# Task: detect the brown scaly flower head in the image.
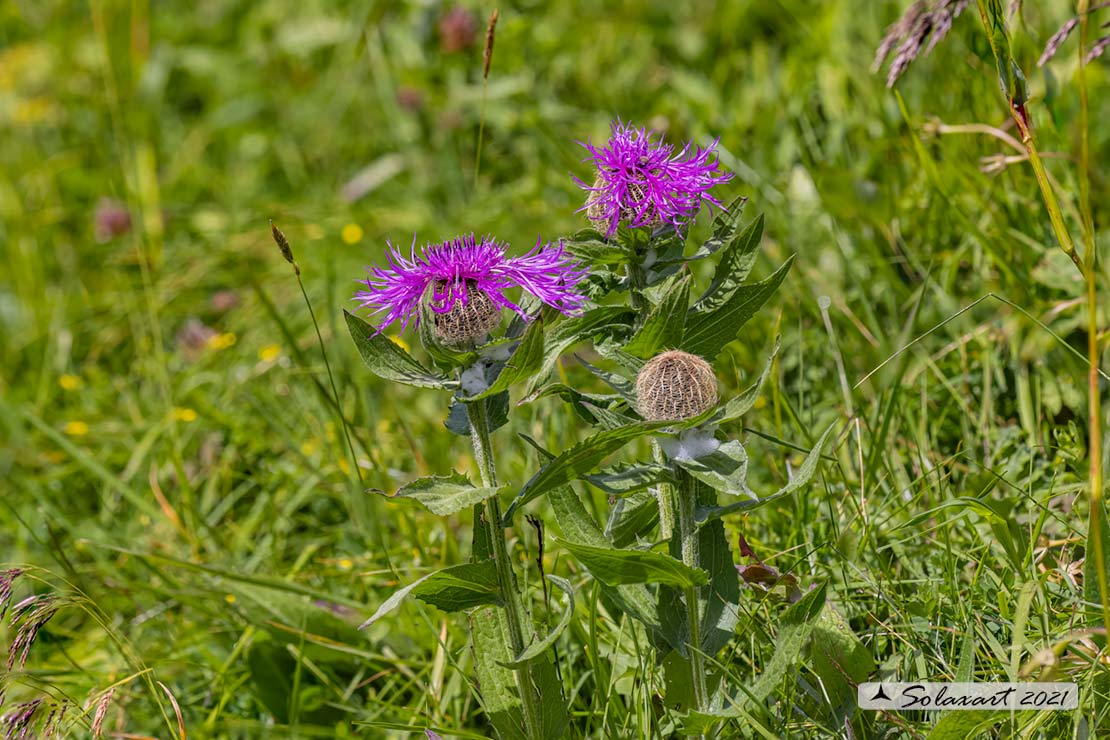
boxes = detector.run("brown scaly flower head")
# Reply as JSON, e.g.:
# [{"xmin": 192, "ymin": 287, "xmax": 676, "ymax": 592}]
[{"xmin": 635, "ymin": 350, "xmax": 719, "ymax": 422}]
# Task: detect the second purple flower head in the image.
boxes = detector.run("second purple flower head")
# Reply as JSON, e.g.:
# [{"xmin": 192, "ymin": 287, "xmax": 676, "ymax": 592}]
[
  {"xmin": 577, "ymin": 120, "xmax": 732, "ymax": 238},
  {"xmin": 355, "ymin": 234, "xmax": 587, "ymax": 345}
]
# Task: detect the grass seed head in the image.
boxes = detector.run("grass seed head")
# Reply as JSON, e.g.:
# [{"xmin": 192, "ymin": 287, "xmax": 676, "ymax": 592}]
[{"xmin": 636, "ymin": 350, "xmax": 719, "ymax": 421}]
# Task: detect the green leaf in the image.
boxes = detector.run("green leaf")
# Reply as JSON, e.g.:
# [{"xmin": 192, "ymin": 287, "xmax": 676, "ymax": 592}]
[
  {"xmin": 1085, "ymin": 500, "xmax": 1110, "ymax": 628},
  {"xmin": 499, "ymin": 575, "xmax": 576, "ymax": 668},
  {"xmin": 751, "ymin": 582, "xmax": 827, "ymax": 698},
  {"xmin": 461, "ymin": 318, "xmax": 546, "ymax": 401},
  {"xmin": 380, "ymin": 471, "xmax": 506, "ymax": 516},
  {"xmin": 696, "ymin": 422, "xmax": 836, "ymax": 522},
  {"xmin": 559, "ymin": 539, "xmax": 708, "ymax": 588},
  {"xmin": 926, "ymin": 711, "xmax": 1005, "ymax": 740},
  {"xmin": 682, "ymin": 195, "xmax": 749, "ymax": 262},
  {"xmin": 608, "ymin": 492, "xmax": 661, "ymax": 547},
  {"xmin": 412, "ymin": 561, "xmax": 503, "ymax": 612},
  {"xmin": 359, "ymin": 562, "xmax": 502, "ymax": 629},
  {"xmin": 623, "ymin": 273, "xmax": 691, "ymax": 358},
  {"xmin": 682, "ymin": 583, "xmax": 827, "ymax": 733},
  {"xmin": 673, "ymin": 440, "xmax": 749, "ymax": 497},
  {"xmin": 682, "ymin": 254, "xmax": 794, "ymax": 360},
  {"xmin": 576, "ymin": 355, "xmax": 638, "ymax": 402},
  {"xmin": 504, "ymin": 420, "xmax": 674, "ymax": 519},
  {"xmin": 524, "ymin": 306, "xmax": 634, "ymax": 395},
  {"xmin": 343, "ymin": 310, "xmax": 449, "ymax": 389},
  {"xmin": 691, "ymin": 213, "xmax": 764, "ymax": 314},
  {"xmin": 714, "ymin": 337, "xmax": 780, "ymax": 424},
  {"xmin": 808, "ymin": 603, "xmax": 876, "ymax": 708},
  {"xmin": 693, "ymin": 478, "xmax": 740, "ymax": 656},
  {"xmin": 585, "ymin": 462, "xmax": 675, "ymax": 495},
  {"xmin": 522, "ymin": 383, "xmax": 627, "ymax": 426},
  {"xmin": 470, "ymin": 607, "xmax": 525, "ymax": 738},
  {"xmin": 547, "ymin": 486, "xmax": 681, "ymax": 651}
]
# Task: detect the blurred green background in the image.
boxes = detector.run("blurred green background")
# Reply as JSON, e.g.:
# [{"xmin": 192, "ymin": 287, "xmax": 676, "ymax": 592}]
[{"xmin": 2, "ymin": 0, "xmax": 1108, "ymax": 737}]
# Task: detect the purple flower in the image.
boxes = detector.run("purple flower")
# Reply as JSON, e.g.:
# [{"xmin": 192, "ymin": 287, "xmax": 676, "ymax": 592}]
[
  {"xmin": 355, "ymin": 234, "xmax": 587, "ymax": 334},
  {"xmin": 577, "ymin": 121, "xmax": 733, "ymax": 238}
]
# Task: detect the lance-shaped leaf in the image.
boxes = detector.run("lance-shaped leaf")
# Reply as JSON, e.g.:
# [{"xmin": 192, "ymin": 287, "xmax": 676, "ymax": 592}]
[
  {"xmin": 693, "ymin": 195, "xmax": 750, "ymax": 259},
  {"xmin": 695, "ymin": 422, "xmax": 836, "ymax": 523},
  {"xmin": 673, "ymin": 440, "xmax": 750, "ymax": 497},
  {"xmin": 524, "ymin": 306, "xmax": 635, "ymax": 395},
  {"xmin": 359, "ymin": 561, "xmax": 501, "ymax": 629},
  {"xmin": 576, "ymin": 355, "xmax": 637, "ymax": 402},
  {"xmin": 559, "ymin": 539, "xmax": 708, "ymax": 589},
  {"xmin": 499, "ymin": 575, "xmax": 576, "ymax": 669},
  {"xmin": 623, "ymin": 273, "xmax": 691, "ymax": 358},
  {"xmin": 713, "ymin": 337, "xmax": 780, "ymax": 425},
  {"xmin": 470, "ymin": 607, "xmax": 526, "ymax": 738},
  {"xmin": 691, "ymin": 213, "xmax": 765, "ymax": 314},
  {"xmin": 344, "ymin": 310, "xmax": 450, "ymax": 389},
  {"xmin": 378, "ymin": 471, "xmax": 507, "ymax": 516},
  {"xmin": 586, "ymin": 462, "xmax": 676, "ymax": 496},
  {"xmin": 692, "ymin": 476, "xmax": 740, "ymax": 656},
  {"xmin": 608, "ymin": 492, "xmax": 661, "ymax": 547},
  {"xmin": 548, "ymin": 486, "xmax": 682, "ymax": 651},
  {"xmin": 682, "ymin": 254, "xmax": 795, "ymax": 360},
  {"xmin": 522, "ymin": 383, "xmax": 627, "ymax": 426},
  {"xmin": 460, "ymin": 318, "xmax": 545, "ymax": 401},
  {"xmin": 504, "ymin": 420, "xmax": 674, "ymax": 519}
]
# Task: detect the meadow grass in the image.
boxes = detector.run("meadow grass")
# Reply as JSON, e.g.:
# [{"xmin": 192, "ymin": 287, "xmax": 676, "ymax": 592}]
[{"xmin": 1, "ymin": 0, "xmax": 1108, "ymax": 737}]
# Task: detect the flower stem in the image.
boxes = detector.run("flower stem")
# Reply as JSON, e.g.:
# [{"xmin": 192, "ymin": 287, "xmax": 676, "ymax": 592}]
[
  {"xmin": 626, "ymin": 257, "xmax": 649, "ymax": 320},
  {"xmin": 467, "ymin": 398, "xmax": 543, "ymax": 739},
  {"xmin": 1077, "ymin": 0, "xmax": 1110, "ymax": 635},
  {"xmin": 676, "ymin": 468, "xmax": 709, "ymax": 722}
]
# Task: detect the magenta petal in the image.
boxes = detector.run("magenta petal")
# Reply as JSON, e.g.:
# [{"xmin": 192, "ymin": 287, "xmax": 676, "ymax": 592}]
[{"xmin": 354, "ymin": 234, "xmax": 587, "ymax": 333}]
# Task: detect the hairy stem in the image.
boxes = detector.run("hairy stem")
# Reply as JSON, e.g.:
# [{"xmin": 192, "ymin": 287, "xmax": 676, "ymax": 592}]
[
  {"xmin": 468, "ymin": 399, "xmax": 542, "ymax": 739},
  {"xmin": 676, "ymin": 469, "xmax": 708, "ymax": 723},
  {"xmin": 652, "ymin": 440, "xmax": 674, "ymax": 540},
  {"xmin": 1077, "ymin": 0, "xmax": 1110, "ymax": 634},
  {"xmin": 626, "ymin": 248, "xmax": 650, "ymax": 322}
]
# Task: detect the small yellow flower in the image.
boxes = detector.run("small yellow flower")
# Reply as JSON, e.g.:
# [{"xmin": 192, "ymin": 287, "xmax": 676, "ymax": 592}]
[
  {"xmin": 63, "ymin": 421, "xmax": 88, "ymax": 436},
  {"xmin": 337, "ymin": 457, "xmax": 351, "ymax": 475},
  {"xmin": 259, "ymin": 344, "xmax": 282, "ymax": 362},
  {"xmin": 207, "ymin": 332, "xmax": 237, "ymax": 351},
  {"xmin": 224, "ymin": 594, "xmax": 237, "ymax": 604},
  {"xmin": 754, "ymin": 396, "xmax": 767, "ymax": 410},
  {"xmin": 59, "ymin": 374, "xmax": 83, "ymax": 391},
  {"xmin": 338, "ymin": 558, "xmax": 354, "ymax": 571},
  {"xmin": 341, "ymin": 223, "xmax": 364, "ymax": 245},
  {"xmin": 300, "ymin": 439, "xmax": 320, "ymax": 456},
  {"xmin": 172, "ymin": 407, "xmax": 198, "ymax": 422},
  {"xmin": 389, "ymin": 334, "xmax": 410, "ymax": 352}
]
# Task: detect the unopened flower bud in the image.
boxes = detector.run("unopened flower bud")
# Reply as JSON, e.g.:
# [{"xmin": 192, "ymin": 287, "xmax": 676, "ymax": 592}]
[
  {"xmin": 429, "ymin": 281, "xmax": 501, "ymax": 345},
  {"xmin": 635, "ymin": 350, "xmax": 718, "ymax": 421}
]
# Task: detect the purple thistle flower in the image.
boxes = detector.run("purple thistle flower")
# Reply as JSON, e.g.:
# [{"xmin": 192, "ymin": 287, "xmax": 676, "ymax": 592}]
[
  {"xmin": 576, "ymin": 120, "xmax": 733, "ymax": 238},
  {"xmin": 354, "ymin": 234, "xmax": 587, "ymax": 336}
]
